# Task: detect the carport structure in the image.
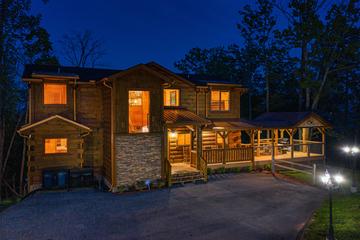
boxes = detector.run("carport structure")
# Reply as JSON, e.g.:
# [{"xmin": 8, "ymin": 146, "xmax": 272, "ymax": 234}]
[{"xmin": 201, "ymin": 112, "xmax": 331, "ymax": 169}]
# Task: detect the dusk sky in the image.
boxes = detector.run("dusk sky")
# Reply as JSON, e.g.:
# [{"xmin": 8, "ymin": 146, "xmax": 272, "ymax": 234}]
[{"xmin": 32, "ymin": 0, "xmax": 258, "ymax": 71}]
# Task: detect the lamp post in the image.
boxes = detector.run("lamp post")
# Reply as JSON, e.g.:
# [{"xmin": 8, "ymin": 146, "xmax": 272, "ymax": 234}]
[
  {"xmin": 320, "ymin": 170, "xmax": 344, "ymax": 240},
  {"xmin": 342, "ymin": 146, "xmax": 359, "ymax": 193}
]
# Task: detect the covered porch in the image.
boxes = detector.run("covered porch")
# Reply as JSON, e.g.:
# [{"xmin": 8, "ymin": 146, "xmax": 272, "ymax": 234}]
[
  {"xmin": 163, "ymin": 107, "xmax": 209, "ymax": 184},
  {"xmin": 203, "ymin": 112, "xmax": 330, "ymax": 168}
]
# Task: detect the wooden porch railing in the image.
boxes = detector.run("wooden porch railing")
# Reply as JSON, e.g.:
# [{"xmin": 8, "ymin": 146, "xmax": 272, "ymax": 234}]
[{"xmin": 203, "ymin": 147, "xmax": 253, "ymax": 164}]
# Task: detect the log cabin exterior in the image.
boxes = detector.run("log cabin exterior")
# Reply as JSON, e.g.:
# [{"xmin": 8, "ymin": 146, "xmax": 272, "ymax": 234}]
[{"xmin": 18, "ymin": 62, "xmax": 331, "ymax": 192}]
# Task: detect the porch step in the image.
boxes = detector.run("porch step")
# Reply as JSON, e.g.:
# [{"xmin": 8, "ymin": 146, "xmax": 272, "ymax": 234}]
[{"xmin": 171, "ymin": 172, "xmax": 205, "ymax": 185}]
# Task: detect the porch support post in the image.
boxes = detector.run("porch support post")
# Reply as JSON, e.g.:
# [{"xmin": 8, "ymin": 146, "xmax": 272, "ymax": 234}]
[
  {"xmin": 257, "ymin": 130, "xmax": 261, "ymax": 157},
  {"xmin": 274, "ymin": 129, "xmax": 279, "ymax": 156},
  {"xmin": 271, "ymin": 129, "xmax": 275, "ymax": 174},
  {"xmin": 163, "ymin": 126, "xmax": 169, "ymax": 178},
  {"xmin": 251, "ymin": 130, "xmax": 255, "ymax": 170},
  {"xmin": 223, "ymin": 131, "xmax": 228, "ymax": 165},
  {"xmin": 196, "ymin": 126, "xmax": 202, "ymax": 169},
  {"xmin": 290, "ymin": 129, "xmax": 294, "ymax": 160}
]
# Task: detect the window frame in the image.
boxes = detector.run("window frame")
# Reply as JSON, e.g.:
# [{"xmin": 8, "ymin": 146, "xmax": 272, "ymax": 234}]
[
  {"xmin": 210, "ymin": 90, "xmax": 230, "ymax": 112},
  {"xmin": 44, "ymin": 138, "xmax": 68, "ymax": 155},
  {"xmin": 163, "ymin": 88, "xmax": 180, "ymax": 107},
  {"xmin": 43, "ymin": 83, "xmax": 68, "ymax": 105},
  {"xmin": 128, "ymin": 89, "xmax": 151, "ymax": 134}
]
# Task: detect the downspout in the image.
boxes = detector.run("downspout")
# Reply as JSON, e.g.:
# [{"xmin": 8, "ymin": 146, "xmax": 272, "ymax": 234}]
[
  {"xmin": 80, "ymin": 131, "xmax": 91, "ymax": 168},
  {"xmin": 28, "ymin": 84, "xmax": 32, "ymax": 124},
  {"xmin": 73, "ymin": 78, "xmax": 77, "ymax": 121},
  {"xmin": 102, "ymin": 79, "xmax": 116, "ymax": 191}
]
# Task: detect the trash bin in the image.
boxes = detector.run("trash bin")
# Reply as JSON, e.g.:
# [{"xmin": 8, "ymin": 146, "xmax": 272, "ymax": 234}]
[
  {"xmin": 57, "ymin": 171, "xmax": 68, "ymax": 188},
  {"xmin": 43, "ymin": 171, "xmax": 55, "ymax": 189}
]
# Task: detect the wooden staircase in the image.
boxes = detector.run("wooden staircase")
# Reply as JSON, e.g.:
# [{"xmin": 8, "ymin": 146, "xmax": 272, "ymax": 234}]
[{"xmin": 171, "ymin": 171, "xmax": 206, "ymax": 185}]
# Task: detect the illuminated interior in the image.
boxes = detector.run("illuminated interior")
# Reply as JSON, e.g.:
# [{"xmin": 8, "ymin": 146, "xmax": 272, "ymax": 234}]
[
  {"xmin": 128, "ymin": 90, "xmax": 150, "ymax": 133},
  {"xmin": 216, "ymin": 133, "xmax": 224, "ymax": 144},
  {"xmin": 163, "ymin": 89, "xmax": 179, "ymax": 106},
  {"xmin": 210, "ymin": 90, "xmax": 229, "ymax": 111},
  {"xmin": 177, "ymin": 133, "xmax": 191, "ymax": 145},
  {"xmin": 45, "ymin": 138, "xmax": 68, "ymax": 154},
  {"xmin": 44, "ymin": 83, "xmax": 67, "ymax": 104}
]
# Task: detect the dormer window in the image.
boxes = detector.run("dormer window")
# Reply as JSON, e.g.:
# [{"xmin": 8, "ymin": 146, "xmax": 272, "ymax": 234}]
[
  {"xmin": 164, "ymin": 89, "xmax": 179, "ymax": 107},
  {"xmin": 211, "ymin": 90, "xmax": 230, "ymax": 111},
  {"xmin": 44, "ymin": 83, "xmax": 67, "ymax": 104}
]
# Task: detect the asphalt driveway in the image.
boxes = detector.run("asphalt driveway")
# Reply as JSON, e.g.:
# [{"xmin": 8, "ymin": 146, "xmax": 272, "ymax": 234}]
[{"xmin": 0, "ymin": 173, "xmax": 325, "ymax": 240}]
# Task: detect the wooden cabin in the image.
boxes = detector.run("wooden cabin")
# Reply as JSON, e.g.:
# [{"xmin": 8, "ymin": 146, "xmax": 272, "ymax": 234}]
[{"xmin": 18, "ymin": 62, "xmax": 331, "ymax": 192}]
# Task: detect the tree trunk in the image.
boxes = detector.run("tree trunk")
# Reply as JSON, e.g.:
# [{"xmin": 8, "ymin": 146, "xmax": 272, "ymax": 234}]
[
  {"xmin": 2, "ymin": 113, "xmax": 23, "ymax": 175},
  {"xmin": 248, "ymin": 92, "xmax": 252, "ymax": 120},
  {"xmin": 19, "ymin": 106, "xmax": 29, "ymax": 196},
  {"xmin": 298, "ymin": 88, "xmax": 303, "ymax": 111},
  {"xmin": 0, "ymin": 118, "xmax": 4, "ymax": 201},
  {"xmin": 311, "ymin": 67, "xmax": 330, "ymax": 110},
  {"xmin": 305, "ymin": 88, "xmax": 311, "ymax": 110}
]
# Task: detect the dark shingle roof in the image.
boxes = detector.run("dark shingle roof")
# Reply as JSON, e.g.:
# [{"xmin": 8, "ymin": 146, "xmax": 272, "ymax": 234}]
[
  {"xmin": 23, "ymin": 64, "xmax": 121, "ymax": 82},
  {"xmin": 253, "ymin": 112, "xmax": 330, "ymax": 128},
  {"xmin": 23, "ymin": 63, "xmax": 242, "ymax": 86},
  {"xmin": 178, "ymin": 73, "xmax": 239, "ymax": 86},
  {"xmin": 207, "ymin": 118, "xmax": 258, "ymax": 130}
]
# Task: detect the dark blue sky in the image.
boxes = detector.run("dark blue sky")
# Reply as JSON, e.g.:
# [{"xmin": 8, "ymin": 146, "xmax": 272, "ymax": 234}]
[{"xmin": 32, "ymin": 0, "xmax": 259, "ymax": 70}]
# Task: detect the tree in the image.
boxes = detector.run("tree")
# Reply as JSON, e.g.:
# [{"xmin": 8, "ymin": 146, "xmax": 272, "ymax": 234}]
[
  {"xmin": 174, "ymin": 46, "xmax": 239, "ymax": 81},
  {"xmin": 237, "ymin": 0, "xmax": 277, "ymax": 112},
  {"xmin": 60, "ymin": 30, "xmax": 106, "ymax": 67},
  {"xmin": 0, "ymin": 0, "xmax": 57, "ymax": 200},
  {"xmin": 310, "ymin": 0, "xmax": 360, "ymax": 110}
]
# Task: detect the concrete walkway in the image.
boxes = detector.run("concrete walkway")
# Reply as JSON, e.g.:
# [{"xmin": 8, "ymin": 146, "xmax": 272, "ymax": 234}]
[{"xmin": 0, "ymin": 173, "xmax": 325, "ymax": 240}]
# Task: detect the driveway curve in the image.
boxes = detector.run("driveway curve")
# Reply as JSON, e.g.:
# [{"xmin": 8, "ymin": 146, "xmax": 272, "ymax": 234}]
[{"xmin": 0, "ymin": 173, "xmax": 325, "ymax": 240}]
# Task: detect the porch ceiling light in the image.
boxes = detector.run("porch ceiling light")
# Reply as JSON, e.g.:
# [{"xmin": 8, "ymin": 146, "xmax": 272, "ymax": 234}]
[{"xmin": 169, "ymin": 131, "xmax": 178, "ymax": 138}]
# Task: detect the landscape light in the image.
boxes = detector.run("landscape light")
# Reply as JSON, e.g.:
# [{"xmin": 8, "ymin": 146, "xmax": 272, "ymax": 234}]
[
  {"xmin": 321, "ymin": 171, "xmax": 331, "ymax": 185},
  {"xmin": 334, "ymin": 174, "xmax": 344, "ymax": 184},
  {"xmin": 342, "ymin": 146, "xmax": 351, "ymax": 153},
  {"xmin": 351, "ymin": 146, "xmax": 360, "ymax": 154}
]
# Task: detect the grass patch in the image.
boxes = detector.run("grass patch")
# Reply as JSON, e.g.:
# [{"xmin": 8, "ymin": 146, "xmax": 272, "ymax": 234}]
[
  {"xmin": 304, "ymin": 194, "xmax": 360, "ymax": 240},
  {"xmin": 278, "ymin": 170, "xmax": 313, "ymax": 184},
  {"xmin": 0, "ymin": 198, "xmax": 20, "ymax": 212}
]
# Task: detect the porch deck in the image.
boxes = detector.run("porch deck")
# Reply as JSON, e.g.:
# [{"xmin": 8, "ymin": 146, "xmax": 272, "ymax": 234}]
[{"xmin": 171, "ymin": 163, "xmax": 199, "ymax": 175}]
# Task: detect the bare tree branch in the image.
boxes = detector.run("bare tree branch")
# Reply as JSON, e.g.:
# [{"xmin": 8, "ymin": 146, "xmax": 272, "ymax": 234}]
[{"xmin": 60, "ymin": 30, "xmax": 106, "ymax": 67}]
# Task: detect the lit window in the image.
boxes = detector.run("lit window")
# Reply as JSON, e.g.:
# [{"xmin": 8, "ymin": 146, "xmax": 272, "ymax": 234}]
[
  {"xmin": 164, "ymin": 89, "xmax": 179, "ymax": 106},
  {"xmin": 44, "ymin": 84, "xmax": 67, "ymax": 104},
  {"xmin": 129, "ymin": 91, "xmax": 150, "ymax": 133},
  {"xmin": 216, "ymin": 133, "xmax": 224, "ymax": 144},
  {"xmin": 45, "ymin": 138, "xmax": 67, "ymax": 154},
  {"xmin": 211, "ymin": 90, "xmax": 230, "ymax": 111},
  {"xmin": 178, "ymin": 133, "xmax": 191, "ymax": 145}
]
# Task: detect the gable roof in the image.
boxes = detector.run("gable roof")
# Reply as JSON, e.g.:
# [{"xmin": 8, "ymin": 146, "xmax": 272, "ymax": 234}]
[
  {"xmin": 163, "ymin": 107, "xmax": 210, "ymax": 126},
  {"xmin": 18, "ymin": 115, "xmax": 91, "ymax": 134},
  {"xmin": 253, "ymin": 112, "xmax": 331, "ymax": 128}
]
